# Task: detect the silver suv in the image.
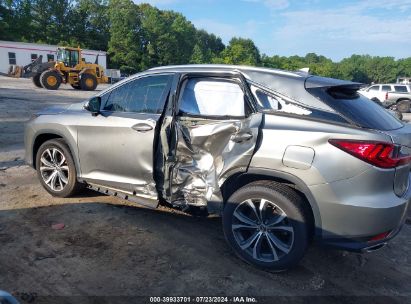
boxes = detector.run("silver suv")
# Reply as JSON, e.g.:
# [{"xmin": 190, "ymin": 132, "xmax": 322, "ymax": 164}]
[{"xmin": 25, "ymin": 65, "xmax": 411, "ymax": 271}]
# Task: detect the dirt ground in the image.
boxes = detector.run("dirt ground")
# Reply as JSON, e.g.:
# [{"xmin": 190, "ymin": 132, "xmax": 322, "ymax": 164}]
[{"xmin": 0, "ymin": 76, "xmax": 410, "ymax": 303}]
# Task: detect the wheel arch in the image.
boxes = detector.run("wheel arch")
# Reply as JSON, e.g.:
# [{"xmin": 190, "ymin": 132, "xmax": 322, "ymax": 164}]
[
  {"xmin": 32, "ymin": 132, "xmax": 80, "ymax": 176},
  {"xmin": 396, "ymin": 98, "xmax": 411, "ymax": 102},
  {"xmin": 220, "ymin": 168, "xmax": 322, "ymax": 238}
]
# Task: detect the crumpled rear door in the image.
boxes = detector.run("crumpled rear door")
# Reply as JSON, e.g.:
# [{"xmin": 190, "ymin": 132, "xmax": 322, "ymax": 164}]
[{"xmin": 161, "ymin": 75, "xmax": 262, "ymax": 208}]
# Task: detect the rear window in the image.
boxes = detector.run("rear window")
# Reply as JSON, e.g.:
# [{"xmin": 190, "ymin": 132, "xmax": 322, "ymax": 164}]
[
  {"xmin": 394, "ymin": 85, "xmax": 408, "ymax": 92},
  {"xmin": 381, "ymin": 85, "xmax": 391, "ymax": 92},
  {"xmin": 308, "ymin": 87, "xmax": 403, "ymax": 131}
]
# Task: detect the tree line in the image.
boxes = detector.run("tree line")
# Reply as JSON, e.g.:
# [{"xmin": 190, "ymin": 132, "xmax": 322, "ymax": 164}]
[{"xmin": 1, "ymin": 0, "xmax": 410, "ymax": 83}]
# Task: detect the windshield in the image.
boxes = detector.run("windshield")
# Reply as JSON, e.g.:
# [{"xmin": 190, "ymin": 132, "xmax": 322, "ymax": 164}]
[
  {"xmin": 57, "ymin": 49, "xmax": 70, "ymax": 62},
  {"xmin": 57, "ymin": 49, "xmax": 79, "ymax": 66}
]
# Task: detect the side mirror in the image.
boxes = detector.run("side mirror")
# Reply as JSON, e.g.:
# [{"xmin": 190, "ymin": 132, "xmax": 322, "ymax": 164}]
[{"xmin": 85, "ymin": 96, "xmax": 101, "ymax": 116}]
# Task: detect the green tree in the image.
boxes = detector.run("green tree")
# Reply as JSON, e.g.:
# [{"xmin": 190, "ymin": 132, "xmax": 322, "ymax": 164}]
[
  {"xmin": 0, "ymin": 0, "xmax": 33, "ymax": 41},
  {"xmin": 191, "ymin": 29, "xmax": 224, "ymax": 63},
  {"xmin": 190, "ymin": 44, "xmax": 205, "ymax": 64},
  {"xmin": 107, "ymin": 0, "xmax": 143, "ymax": 72},
  {"xmin": 71, "ymin": 0, "xmax": 110, "ymax": 50},
  {"xmin": 30, "ymin": 0, "xmax": 75, "ymax": 45},
  {"xmin": 215, "ymin": 37, "xmax": 260, "ymax": 65},
  {"xmin": 139, "ymin": 4, "xmax": 196, "ymax": 69}
]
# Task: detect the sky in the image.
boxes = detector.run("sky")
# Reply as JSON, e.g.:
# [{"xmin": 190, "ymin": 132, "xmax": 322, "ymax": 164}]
[{"xmin": 133, "ymin": 0, "xmax": 411, "ymax": 62}]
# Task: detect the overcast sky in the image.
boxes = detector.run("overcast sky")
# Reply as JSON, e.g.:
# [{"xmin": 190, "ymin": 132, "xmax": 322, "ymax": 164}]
[{"xmin": 134, "ymin": 0, "xmax": 411, "ymax": 61}]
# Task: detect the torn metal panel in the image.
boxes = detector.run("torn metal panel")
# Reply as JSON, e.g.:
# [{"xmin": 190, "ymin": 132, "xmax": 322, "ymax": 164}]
[{"xmin": 169, "ymin": 113, "xmax": 262, "ymax": 207}]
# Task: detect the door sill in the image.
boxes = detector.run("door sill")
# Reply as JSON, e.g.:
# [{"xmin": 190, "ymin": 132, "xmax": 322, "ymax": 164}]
[{"xmin": 87, "ymin": 183, "xmax": 159, "ymax": 209}]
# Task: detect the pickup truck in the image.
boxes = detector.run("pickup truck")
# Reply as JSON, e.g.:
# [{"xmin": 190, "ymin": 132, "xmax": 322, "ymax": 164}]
[{"xmin": 359, "ymin": 84, "xmax": 411, "ymax": 113}]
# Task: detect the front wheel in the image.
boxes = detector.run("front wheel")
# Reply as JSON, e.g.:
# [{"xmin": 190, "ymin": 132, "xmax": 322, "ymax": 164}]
[
  {"xmin": 40, "ymin": 70, "xmax": 61, "ymax": 90},
  {"xmin": 80, "ymin": 74, "xmax": 97, "ymax": 91},
  {"xmin": 35, "ymin": 139, "xmax": 83, "ymax": 197},
  {"xmin": 222, "ymin": 181, "xmax": 310, "ymax": 271}
]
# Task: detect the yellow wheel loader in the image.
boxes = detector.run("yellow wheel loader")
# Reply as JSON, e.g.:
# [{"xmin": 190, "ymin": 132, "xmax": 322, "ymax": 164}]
[{"xmin": 9, "ymin": 47, "xmax": 108, "ymax": 91}]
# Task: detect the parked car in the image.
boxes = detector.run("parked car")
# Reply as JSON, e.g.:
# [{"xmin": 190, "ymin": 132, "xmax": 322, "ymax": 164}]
[
  {"xmin": 359, "ymin": 84, "xmax": 411, "ymax": 113},
  {"xmin": 25, "ymin": 65, "xmax": 411, "ymax": 271}
]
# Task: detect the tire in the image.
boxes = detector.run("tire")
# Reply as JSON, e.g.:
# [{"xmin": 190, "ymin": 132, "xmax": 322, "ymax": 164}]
[
  {"xmin": 71, "ymin": 84, "xmax": 81, "ymax": 90},
  {"xmin": 80, "ymin": 73, "xmax": 97, "ymax": 91},
  {"xmin": 396, "ymin": 100, "xmax": 410, "ymax": 113},
  {"xmin": 32, "ymin": 73, "xmax": 42, "ymax": 88},
  {"xmin": 40, "ymin": 70, "xmax": 61, "ymax": 90},
  {"xmin": 222, "ymin": 181, "xmax": 310, "ymax": 271},
  {"xmin": 394, "ymin": 110, "xmax": 403, "ymax": 120},
  {"xmin": 35, "ymin": 139, "xmax": 83, "ymax": 197}
]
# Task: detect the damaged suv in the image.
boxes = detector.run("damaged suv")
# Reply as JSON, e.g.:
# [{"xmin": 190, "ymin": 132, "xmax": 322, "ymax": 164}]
[{"xmin": 25, "ymin": 65, "xmax": 411, "ymax": 271}]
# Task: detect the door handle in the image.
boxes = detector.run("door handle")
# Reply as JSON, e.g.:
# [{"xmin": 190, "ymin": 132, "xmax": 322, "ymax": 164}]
[
  {"xmin": 232, "ymin": 132, "xmax": 253, "ymax": 143},
  {"xmin": 132, "ymin": 123, "xmax": 154, "ymax": 132}
]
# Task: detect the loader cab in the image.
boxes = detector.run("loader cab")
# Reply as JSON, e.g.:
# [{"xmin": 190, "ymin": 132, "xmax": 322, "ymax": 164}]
[{"xmin": 56, "ymin": 47, "xmax": 80, "ymax": 68}]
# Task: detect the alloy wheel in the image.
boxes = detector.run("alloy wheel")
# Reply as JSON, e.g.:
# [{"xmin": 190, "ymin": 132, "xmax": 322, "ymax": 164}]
[
  {"xmin": 231, "ymin": 198, "xmax": 294, "ymax": 262},
  {"xmin": 39, "ymin": 148, "xmax": 69, "ymax": 191}
]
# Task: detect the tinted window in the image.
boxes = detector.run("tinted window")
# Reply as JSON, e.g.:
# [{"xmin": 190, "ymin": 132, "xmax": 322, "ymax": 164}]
[
  {"xmin": 47, "ymin": 54, "xmax": 54, "ymax": 62},
  {"xmin": 31, "ymin": 54, "xmax": 37, "ymax": 61},
  {"xmin": 394, "ymin": 85, "xmax": 408, "ymax": 92},
  {"xmin": 179, "ymin": 78, "xmax": 245, "ymax": 117},
  {"xmin": 308, "ymin": 87, "xmax": 403, "ymax": 131},
  {"xmin": 103, "ymin": 75, "xmax": 172, "ymax": 114},
  {"xmin": 381, "ymin": 85, "xmax": 391, "ymax": 92},
  {"xmin": 8, "ymin": 52, "xmax": 16, "ymax": 65},
  {"xmin": 368, "ymin": 86, "xmax": 379, "ymax": 92}
]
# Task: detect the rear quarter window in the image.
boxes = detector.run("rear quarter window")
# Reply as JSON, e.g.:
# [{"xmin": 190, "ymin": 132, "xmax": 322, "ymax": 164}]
[
  {"xmin": 308, "ymin": 87, "xmax": 403, "ymax": 131},
  {"xmin": 394, "ymin": 86, "xmax": 408, "ymax": 92},
  {"xmin": 250, "ymin": 84, "xmax": 348, "ymax": 124},
  {"xmin": 368, "ymin": 86, "xmax": 379, "ymax": 92}
]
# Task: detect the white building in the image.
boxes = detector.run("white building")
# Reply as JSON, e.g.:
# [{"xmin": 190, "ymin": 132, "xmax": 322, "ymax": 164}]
[{"xmin": 0, "ymin": 40, "xmax": 107, "ymax": 74}]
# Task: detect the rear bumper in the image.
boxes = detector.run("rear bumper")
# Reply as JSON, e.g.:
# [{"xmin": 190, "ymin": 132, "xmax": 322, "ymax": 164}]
[
  {"xmin": 319, "ymin": 212, "xmax": 407, "ymax": 252},
  {"xmin": 310, "ymin": 169, "xmax": 410, "ymax": 251}
]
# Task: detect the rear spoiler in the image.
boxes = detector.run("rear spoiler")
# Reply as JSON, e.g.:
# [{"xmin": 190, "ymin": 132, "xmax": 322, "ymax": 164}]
[{"xmin": 305, "ymin": 75, "xmax": 362, "ymax": 90}]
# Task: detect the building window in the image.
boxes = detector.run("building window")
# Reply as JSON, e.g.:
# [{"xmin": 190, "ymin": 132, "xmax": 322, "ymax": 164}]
[
  {"xmin": 31, "ymin": 54, "xmax": 38, "ymax": 61},
  {"xmin": 8, "ymin": 52, "xmax": 16, "ymax": 65},
  {"xmin": 47, "ymin": 54, "xmax": 54, "ymax": 62}
]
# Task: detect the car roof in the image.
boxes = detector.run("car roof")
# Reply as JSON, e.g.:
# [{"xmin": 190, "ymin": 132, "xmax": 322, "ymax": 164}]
[
  {"xmin": 148, "ymin": 64, "xmax": 306, "ymax": 78},
  {"xmin": 104, "ymin": 64, "xmax": 360, "ymax": 112}
]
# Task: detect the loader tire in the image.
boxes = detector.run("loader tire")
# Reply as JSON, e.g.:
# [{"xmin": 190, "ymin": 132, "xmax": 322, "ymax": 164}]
[
  {"xmin": 32, "ymin": 73, "xmax": 42, "ymax": 88},
  {"xmin": 80, "ymin": 74, "xmax": 97, "ymax": 91},
  {"xmin": 40, "ymin": 70, "xmax": 61, "ymax": 90}
]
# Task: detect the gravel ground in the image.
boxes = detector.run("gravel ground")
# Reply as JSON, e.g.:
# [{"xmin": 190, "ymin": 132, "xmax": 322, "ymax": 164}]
[{"xmin": 0, "ymin": 76, "xmax": 410, "ymax": 303}]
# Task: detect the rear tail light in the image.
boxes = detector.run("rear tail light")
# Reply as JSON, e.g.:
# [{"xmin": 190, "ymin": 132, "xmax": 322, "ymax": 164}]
[
  {"xmin": 368, "ymin": 231, "xmax": 391, "ymax": 242},
  {"xmin": 329, "ymin": 139, "xmax": 411, "ymax": 169},
  {"xmin": 385, "ymin": 92, "xmax": 388, "ymax": 100}
]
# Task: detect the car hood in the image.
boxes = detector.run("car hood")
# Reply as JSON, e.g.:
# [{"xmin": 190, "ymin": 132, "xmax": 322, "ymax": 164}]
[{"xmin": 37, "ymin": 101, "xmax": 87, "ymax": 115}]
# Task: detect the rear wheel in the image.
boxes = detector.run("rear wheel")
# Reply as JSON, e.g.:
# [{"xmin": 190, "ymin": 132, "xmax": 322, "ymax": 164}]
[
  {"xmin": 40, "ymin": 70, "xmax": 61, "ymax": 90},
  {"xmin": 32, "ymin": 73, "xmax": 42, "ymax": 88},
  {"xmin": 397, "ymin": 100, "xmax": 410, "ymax": 113},
  {"xmin": 223, "ymin": 181, "xmax": 310, "ymax": 271},
  {"xmin": 35, "ymin": 139, "xmax": 83, "ymax": 197},
  {"xmin": 80, "ymin": 74, "xmax": 97, "ymax": 91}
]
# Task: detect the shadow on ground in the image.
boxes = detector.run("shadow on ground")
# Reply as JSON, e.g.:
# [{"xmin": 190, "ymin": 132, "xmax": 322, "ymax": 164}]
[{"xmin": 0, "ymin": 198, "xmax": 410, "ymax": 299}]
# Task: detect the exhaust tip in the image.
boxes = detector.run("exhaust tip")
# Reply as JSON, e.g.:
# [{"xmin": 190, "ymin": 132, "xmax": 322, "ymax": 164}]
[{"xmin": 364, "ymin": 243, "xmax": 387, "ymax": 253}]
